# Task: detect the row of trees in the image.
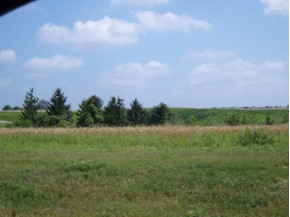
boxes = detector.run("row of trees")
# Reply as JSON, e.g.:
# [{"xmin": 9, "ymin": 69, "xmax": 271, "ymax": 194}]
[{"xmin": 18, "ymin": 88, "xmax": 174, "ymax": 127}]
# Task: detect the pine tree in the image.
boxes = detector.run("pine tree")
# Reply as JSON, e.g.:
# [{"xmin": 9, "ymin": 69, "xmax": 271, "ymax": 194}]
[
  {"xmin": 104, "ymin": 97, "xmax": 127, "ymax": 126},
  {"xmin": 150, "ymin": 102, "xmax": 172, "ymax": 125},
  {"xmin": 76, "ymin": 95, "xmax": 104, "ymax": 127},
  {"xmin": 127, "ymin": 98, "xmax": 148, "ymax": 125},
  {"xmin": 20, "ymin": 88, "xmax": 39, "ymax": 124},
  {"xmin": 46, "ymin": 88, "xmax": 72, "ymax": 121}
]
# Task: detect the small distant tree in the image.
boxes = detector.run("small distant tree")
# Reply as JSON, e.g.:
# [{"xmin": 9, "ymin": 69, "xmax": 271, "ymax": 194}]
[
  {"xmin": 127, "ymin": 98, "xmax": 148, "ymax": 125},
  {"xmin": 12, "ymin": 106, "xmax": 22, "ymax": 110},
  {"xmin": 20, "ymin": 88, "xmax": 39, "ymax": 124},
  {"xmin": 46, "ymin": 88, "xmax": 72, "ymax": 121},
  {"xmin": 76, "ymin": 95, "xmax": 104, "ymax": 127},
  {"xmin": 149, "ymin": 103, "xmax": 172, "ymax": 125},
  {"xmin": 188, "ymin": 115, "xmax": 198, "ymax": 126},
  {"xmin": 2, "ymin": 105, "xmax": 12, "ymax": 110},
  {"xmin": 104, "ymin": 97, "xmax": 127, "ymax": 126},
  {"xmin": 37, "ymin": 99, "xmax": 50, "ymax": 110}
]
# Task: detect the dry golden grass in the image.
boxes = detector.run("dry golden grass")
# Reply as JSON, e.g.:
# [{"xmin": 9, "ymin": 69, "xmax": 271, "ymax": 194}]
[{"xmin": 0, "ymin": 124, "xmax": 288, "ymax": 135}]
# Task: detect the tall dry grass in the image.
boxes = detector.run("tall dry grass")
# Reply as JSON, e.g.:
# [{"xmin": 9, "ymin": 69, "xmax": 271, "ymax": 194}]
[{"xmin": 0, "ymin": 124, "xmax": 288, "ymax": 135}]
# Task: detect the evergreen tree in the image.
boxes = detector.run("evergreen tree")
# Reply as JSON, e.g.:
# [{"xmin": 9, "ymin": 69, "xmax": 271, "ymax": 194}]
[
  {"xmin": 88, "ymin": 95, "xmax": 103, "ymax": 110},
  {"xmin": 76, "ymin": 95, "xmax": 104, "ymax": 127},
  {"xmin": 20, "ymin": 88, "xmax": 39, "ymax": 124},
  {"xmin": 104, "ymin": 97, "xmax": 127, "ymax": 126},
  {"xmin": 150, "ymin": 102, "xmax": 172, "ymax": 125},
  {"xmin": 127, "ymin": 98, "xmax": 148, "ymax": 125},
  {"xmin": 46, "ymin": 88, "xmax": 72, "ymax": 121}
]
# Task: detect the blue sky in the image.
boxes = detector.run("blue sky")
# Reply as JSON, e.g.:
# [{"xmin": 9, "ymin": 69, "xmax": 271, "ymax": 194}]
[{"xmin": 0, "ymin": 0, "xmax": 289, "ymax": 109}]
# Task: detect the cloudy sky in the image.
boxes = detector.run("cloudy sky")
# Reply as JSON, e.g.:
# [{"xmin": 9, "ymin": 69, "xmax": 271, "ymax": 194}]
[{"xmin": 0, "ymin": 0, "xmax": 289, "ymax": 109}]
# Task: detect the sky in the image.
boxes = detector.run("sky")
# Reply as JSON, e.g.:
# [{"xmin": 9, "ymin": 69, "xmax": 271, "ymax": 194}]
[{"xmin": 0, "ymin": 0, "xmax": 289, "ymax": 109}]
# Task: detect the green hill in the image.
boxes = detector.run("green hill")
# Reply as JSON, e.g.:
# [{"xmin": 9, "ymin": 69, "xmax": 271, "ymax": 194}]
[{"xmin": 170, "ymin": 108, "xmax": 288, "ymax": 125}]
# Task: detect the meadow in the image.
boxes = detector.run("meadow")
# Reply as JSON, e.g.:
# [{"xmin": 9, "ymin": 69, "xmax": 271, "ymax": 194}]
[{"xmin": 0, "ymin": 125, "xmax": 288, "ymax": 216}]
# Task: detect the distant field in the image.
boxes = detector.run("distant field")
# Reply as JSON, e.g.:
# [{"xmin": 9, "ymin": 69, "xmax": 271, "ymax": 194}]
[
  {"xmin": 0, "ymin": 125, "xmax": 288, "ymax": 216},
  {"xmin": 0, "ymin": 108, "xmax": 288, "ymax": 126},
  {"xmin": 170, "ymin": 108, "xmax": 289, "ymax": 125}
]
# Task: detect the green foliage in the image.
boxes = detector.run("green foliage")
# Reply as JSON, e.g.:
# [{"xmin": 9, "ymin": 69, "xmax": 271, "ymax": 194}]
[
  {"xmin": 46, "ymin": 115, "xmax": 71, "ymax": 127},
  {"xmin": 12, "ymin": 106, "xmax": 22, "ymax": 110},
  {"xmin": 170, "ymin": 108, "xmax": 289, "ymax": 126},
  {"xmin": 19, "ymin": 88, "xmax": 39, "ymax": 125},
  {"xmin": 76, "ymin": 95, "xmax": 104, "ymax": 127},
  {"xmin": 188, "ymin": 115, "xmax": 198, "ymax": 126},
  {"xmin": 127, "ymin": 98, "xmax": 148, "ymax": 125},
  {"xmin": 37, "ymin": 99, "xmax": 49, "ymax": 110},
  {"xmin": 150, "ymin": 103, "xmax": 172, "ymax": 125},
  {"xmin": 2, "ymin": 105, "xmax": 12, "ymax": 110},
  {"xmin": 46, "ymin": 88, "xmax": 72, "ymax": 122},
  {"xmin": 104, "ymin": 97, "xmax": 128, "ymax": 126},
  {"xmin": 14, "ymin": 119, "xmax": 34, "ymax": 127},
  {"xmin": 237, "ymin": 128, "xmax": 274, "ymax": 146},
  {"xmin": 265, "ymin": 115, "xmax": 274, "ymax": 125},
  {"xmin": 224, "ymin": 114, "xmax": 240, "ymax": 126}
]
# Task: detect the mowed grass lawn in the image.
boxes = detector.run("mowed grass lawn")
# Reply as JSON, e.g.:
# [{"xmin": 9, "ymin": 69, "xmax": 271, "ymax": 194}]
[{"xmin": 0, "ymin": 125, "xmax": 288, "ymax": 216}]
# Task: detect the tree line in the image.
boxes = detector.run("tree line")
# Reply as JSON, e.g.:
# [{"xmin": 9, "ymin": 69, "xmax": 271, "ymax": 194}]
[{"xmin": 16, "ymin": 88, "xmax": 174, "ymax": 127}]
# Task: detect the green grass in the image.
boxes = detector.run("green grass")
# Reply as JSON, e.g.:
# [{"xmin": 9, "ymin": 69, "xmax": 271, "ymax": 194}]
[
  {"xmin": 170, "ymin": 108, "xmax": 289, "ymax": 125},
  {"xmin": 0, "ymin": 111, "xmax": 20, "ymax": 122},
  {"xmin": 0, "ymin": 125, "xmax": 288, "ymax": 216}
]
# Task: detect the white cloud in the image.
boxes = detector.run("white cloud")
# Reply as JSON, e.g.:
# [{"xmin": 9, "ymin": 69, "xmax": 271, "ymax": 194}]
[
  {"xmin": 135, "ymin": 11, "xmax": 211, "ymax": 32},
  {"xmin": 111, "ymin": 0, "xmax": 169, "ymax": 7},
  {"xmin": 38, "ymin": 17, "xmax": 139, "ymax": 48},
  {"xmin": 261, "ymin": 0, "xmax": 289, "ymax": 15},
  {"xmin": 23, "ymin": 55, "xmax": 83, "ymax": 71},
  {"xmin": 187, "ymin": 49, "xmax": 235, "ymax": 59},
  {"xmin": 37, "ymin": 13, "xmax": 211, "ymax": 48},
  {"xmin": 102, "ymin": 61, "xmax": 169, "ymax": 87},
  {"xmin": 189, "ymin": 58, "xmax": 285, "ymax": 87},
  {"xmin": 179, "ymin": 58, "xmax": 288, "ymax": 106},
  {"xmin": 0, "ymin": 50, "xmax": 16, "ymax": 63}
]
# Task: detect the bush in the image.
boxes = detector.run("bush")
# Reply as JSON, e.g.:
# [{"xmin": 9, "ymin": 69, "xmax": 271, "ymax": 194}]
[
  {"xmin": 188, "ymin": 115, "xmax": 198, "ymax": 126},
  {"xmin": 237, "ymin": 128, "xmax": 274, "ymax": 146},
  {"xmin": 224, "ymin": 114, "xmax": 239, "ymax": 126},
  {"xmin": 14, "ymin": 119, "xmax": 33, "ymax": 127},
  {"xmin": 265, "ymin": 115, "xmax": 274, "ymax": 125}
]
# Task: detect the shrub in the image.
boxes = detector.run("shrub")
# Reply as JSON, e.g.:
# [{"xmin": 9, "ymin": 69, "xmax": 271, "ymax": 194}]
[
  {"xmin": 265, "ymin": 115, "xmax": 274, "ymax": 125},
  {"xmin": 188, "ymin": 115, "xmax": 198, "ymax": 126},
  {"xmin": 224, "ymin": 114, "xmax": 239, "ymax": 126},
  {"xmin": 237, "ymin": 128, "xmax": 274, "ymax": 146}
]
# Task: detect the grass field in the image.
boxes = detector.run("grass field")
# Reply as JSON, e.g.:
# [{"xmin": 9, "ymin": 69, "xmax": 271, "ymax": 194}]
[{"xmin": 0, "ymin": 125, "xmax": 288, "ymax": 216}]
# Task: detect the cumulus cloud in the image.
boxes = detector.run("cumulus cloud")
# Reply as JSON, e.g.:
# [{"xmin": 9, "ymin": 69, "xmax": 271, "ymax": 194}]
[
  {"xmin": 135, "ymin": 11, "xmax": 211, "ymax": 32},
  {"xmin": 102, "ymin": 61, "xmax": 169, "ymax": 87},
  {"xmin": 0, "ymin": 50, "xmax": 16, "ymax": 63},
  {"xmin": 187, "ymin": 49, "xmax": 235, "ymax": 59},
  {"xmin": 111, "ymin": 0, "xmax": 169, "ymax": 7},
  {"xmin": 37, "ymin": 12, "xmax": 211, "ymax": 48},
  {"xmin": 38, "ymin": 17, "xmax": 139, "ymax": 48},
  {"xmin": 189, "ymin": 58, "xmax": 285, "ymax": 87},
  {"xmin": 261, "ymin": 0, "xmax": 289, "ymax": 15},
  {"xmin": 23, "ymin": 55, "xmax": 83, "ymax": 71}
]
